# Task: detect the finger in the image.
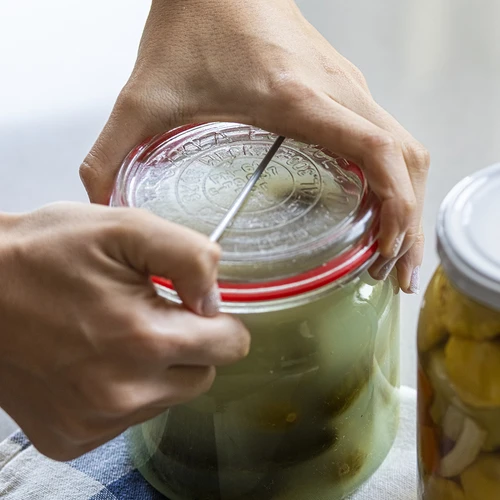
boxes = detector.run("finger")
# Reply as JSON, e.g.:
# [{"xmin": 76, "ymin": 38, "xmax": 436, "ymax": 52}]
[
  {"xmin": 44, "ymin": 365, "xmax": 216, "ymax": 459},
  {"xmin": 368, "ymin": 255, "xmax": 398, "ymax": 283},
  {"xmin": 149, "ymin": 365, "xmax": 217, "ymax": 407},
  {"xmin": 265, "ymin": 93, "xmax": 416, "ymax": 260},
  {"xmin": 80, "ymin": 90, "xmax": 168, "ymax": 205},
  {"xmin": 370, "ymin": 221, "xmax": 424, "ymax": 289},
  {"xmin": 336, "ymin": 98, "xmax": 429, "ymax": 281},
  {"xmin": 343, "ymin": 99, "xmax": 430, "ymax": 233},
  {"xmin": 396, "ymin": 229, "xmax": 424, "ymax": 294},
  {"xmin": 107, "ymin": 208, "xmax": 222, "ymax": 316},
  {"xmin": 146, "ymin": 305, "xmax": 251, "ymax": 366},
  {"xmin": 106, "ymin": 365, "xmax": 217, "ymax": 413}
]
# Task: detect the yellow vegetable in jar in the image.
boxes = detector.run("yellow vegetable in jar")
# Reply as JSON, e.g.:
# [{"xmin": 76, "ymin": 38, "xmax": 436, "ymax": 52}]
[
  {"xmin": 423, "ymin": 476, "xmax": 465, "ymax": 500},
  {"xmin": 461, "ymin": 454, "xmax": 500, "ymax": 500},
  {"xmin": 441, "ymin": 278, "xmax": 500, "ymax": 342},
  {"xmin": 418, "ymin": 269, "xmax": 450, "ymax": 353},
  {"xmin": 445, "ymin": 337, "xmax": 500, "ymax": 408},
  {"xmin": 418, "ymin": 268, "xmax": 500, "ymax": 353}
]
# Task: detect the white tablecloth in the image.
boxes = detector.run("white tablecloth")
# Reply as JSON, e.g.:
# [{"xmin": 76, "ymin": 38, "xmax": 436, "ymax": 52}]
[{"xmin": 348, "ymin": 386, "xmax": 417, "ymax": 500}]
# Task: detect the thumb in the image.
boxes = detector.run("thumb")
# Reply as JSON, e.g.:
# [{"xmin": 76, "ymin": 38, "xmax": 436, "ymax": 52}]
[
  {"xmin": 80, "ymin": 92, "xmax": 169, "ymax": 205},
  {"xmin": 108, "ymin": 208, "xmax": 221, "ymax": 317}
]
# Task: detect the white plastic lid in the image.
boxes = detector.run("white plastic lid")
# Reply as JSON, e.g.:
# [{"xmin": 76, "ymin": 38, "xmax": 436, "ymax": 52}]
[{"xmin": 437, "ymin": 163, "xmax": 500, "ymax": 311}]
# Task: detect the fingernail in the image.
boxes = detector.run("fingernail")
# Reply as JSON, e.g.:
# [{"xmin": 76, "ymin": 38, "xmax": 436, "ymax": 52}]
[
  {"xmin": 377, "ymin": 259, "xmax": 397, "ymax": 281},
  {"xmin": 392, "ymin": 234, "xmax": 405, "ymax": 258},
  {"xmin": 201, "ymin": 285, "xmax": 221, "ymax": 317},
  {"xmin": 409, "ymin": 266, "xmax": 420, "ymax": 295}
]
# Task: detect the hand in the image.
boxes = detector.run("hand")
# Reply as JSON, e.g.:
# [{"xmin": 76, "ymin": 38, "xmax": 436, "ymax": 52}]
[
  {"xmin": 80, "ymin": 0, "xmax": 429, "ymax": 293},
  {"xmin": 0, "ymin": 203, "xmax": 249, "ymax": 460}
]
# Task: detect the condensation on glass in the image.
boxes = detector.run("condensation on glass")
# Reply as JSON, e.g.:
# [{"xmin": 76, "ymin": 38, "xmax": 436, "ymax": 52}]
[
  {"xmin": 417, "ymin": 164, "xmax": 500, "ymax": 500},
  {"xmin": 111, "ymin": 123, "xmax": 401, "ymax": 500}
]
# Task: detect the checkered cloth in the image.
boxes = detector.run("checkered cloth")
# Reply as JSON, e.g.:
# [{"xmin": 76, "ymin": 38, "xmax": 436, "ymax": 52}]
[{"xmin": 0, "ymin": 387, "xmax": 417, "ymax": 500}]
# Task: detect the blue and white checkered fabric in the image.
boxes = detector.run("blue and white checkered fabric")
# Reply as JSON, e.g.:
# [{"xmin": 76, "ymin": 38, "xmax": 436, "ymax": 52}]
[
  {"xmin": 0, "ymin": 432, "xmax": 166, "ymax": 500},
  {"xmin": 0, "ymin": 387, "xmax": 418, "ymax": 500}
]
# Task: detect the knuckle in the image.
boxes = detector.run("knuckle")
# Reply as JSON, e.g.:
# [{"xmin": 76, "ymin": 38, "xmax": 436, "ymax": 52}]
[
  {"xmin": 79, "ymin": 144, "xmax": 116, "ymax": 203},
  {"xmin": 101, "ymin": 209, "xmax": 144, "ymax": 243},
  {"xmin": 400, "ymin": 196, "xmax": 418, "ymax": 221},
  {"xmin": 220, "ymin": 317, "xmax": 251, "ymax": 363},
  {"xmin": 119, "ymin": 80, "xmax": 184, "ymax": 126},
  {"xmin": 264, "ymin": 71, "xmax": 317, "ymax": 107},
  {"xmin": 104, "ymin": 391, "xmax": 139, "ymax": 416},
  {"xmin": 124, "ymin": 315, "xmax": 164, "ymax": 360},
  {"xmin": 190, "ymin": 243, "xmax": 220, "ymax": 278},
  {"xmin": 79, "ymin": 156, "xmax": 99, "ymax": 192},
  {"xmin": 404, "ymin": 141, "xmax": 431, "ymax": 173},
  {"xmin": 166, "ymin": 331, "xmax": 201, "ymax": 359},
  {"xmin": 205, "ymin": 242, "xmax": 222, "ymax": 268},
  {"xmin": 415, "ymin": 232, "xmax": 426, "ymax": 246},
  {"xmin": 84, "ymin": 380, "xmax": 140, "ymax": 416},
  {"xmin": 406, "ymin": 230, "xmax": 425, "ymax": 248},
  {"xmin": 115, "ymin": 84, "xmax": 146, "ymax": 117},
  {"xmin": 347, "ymin": 63, "xmax": 369, "ymax": 89},
  {"xmin": 362, "ymin": 132, "xmax": 398, "ymax": 154}
]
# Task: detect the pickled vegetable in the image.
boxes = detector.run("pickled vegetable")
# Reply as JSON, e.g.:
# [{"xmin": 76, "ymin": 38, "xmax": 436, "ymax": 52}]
[
  {"xmin": 461, "ymin": 454, "xmax": 500, "ymax": 500},
  {"xmin": 423, "ymin": 477, "xmax": 465, "ymax": 500},
  {"xmin": 417, "ymin": 269, "xmax": 449, "ymax": 353},
  {"xmin": 441, "ymin": 283, "xmax": 500, "ymax": 342},
  {"xmin": 445, "ymin": 337, "xmax": 500, "ymax": 408},
  {"xmin": 439, "ymin": 416, "xmax": 485, "ymax": 478}
]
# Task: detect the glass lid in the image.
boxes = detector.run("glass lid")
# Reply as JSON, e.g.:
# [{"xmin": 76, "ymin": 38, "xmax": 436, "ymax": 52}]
[{"xmin": 111, "ymin": 123, "xmax": 380, "ymax": 301}]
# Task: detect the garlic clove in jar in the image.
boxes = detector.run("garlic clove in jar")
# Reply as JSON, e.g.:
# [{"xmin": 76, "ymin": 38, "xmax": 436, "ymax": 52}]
[
  {"xmin": 442, "ymin": 405, "xmax": 465, "ymax": 442},
  {"xmin": 439, "ymin": 416, "xmax": 486, "ymax": 478}
]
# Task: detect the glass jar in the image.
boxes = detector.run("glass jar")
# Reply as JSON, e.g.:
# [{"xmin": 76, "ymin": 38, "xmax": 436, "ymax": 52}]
[
  {"xmin": 111, "ymin": 123, "xmax": 400, "ymax": 500},
  {"xmin": 417, "ymin": 164, "xmax": 500, "ymax": 500}
]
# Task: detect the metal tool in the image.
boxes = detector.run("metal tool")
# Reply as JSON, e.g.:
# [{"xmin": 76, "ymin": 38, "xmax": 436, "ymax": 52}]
[{"xmin": 209, "ymin": 135, "xmax": 286, "ymax": 243}]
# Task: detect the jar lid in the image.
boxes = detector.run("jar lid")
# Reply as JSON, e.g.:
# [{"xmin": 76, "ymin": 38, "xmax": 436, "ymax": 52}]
[
  {"xmin": 111, "ymin": 123, "xmax": 380, "ymax": 302},
  {"xmin": 437, "ymin": 163, "xmax": 500, "ymax": 311}
]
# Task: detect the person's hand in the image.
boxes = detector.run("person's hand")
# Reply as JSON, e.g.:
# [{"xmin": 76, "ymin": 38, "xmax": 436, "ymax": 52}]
[
  {"xmin": 80, "ymin": 0, "xmax": 429, "ymax": 294},
  {"xmin": 0, "ymin": 203, "xmax": 249, "ymax": 461}
]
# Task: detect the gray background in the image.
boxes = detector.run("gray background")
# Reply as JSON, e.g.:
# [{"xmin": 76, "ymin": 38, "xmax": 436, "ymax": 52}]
[{"xmin": 1, "ymin": 0, "xmax": 499, "ymax": 437}]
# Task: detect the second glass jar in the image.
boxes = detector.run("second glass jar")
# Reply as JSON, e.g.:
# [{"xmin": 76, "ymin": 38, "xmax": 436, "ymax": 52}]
[{"xmin": 418, "ymin": 164, "xmax": 500, "ymax": 500}]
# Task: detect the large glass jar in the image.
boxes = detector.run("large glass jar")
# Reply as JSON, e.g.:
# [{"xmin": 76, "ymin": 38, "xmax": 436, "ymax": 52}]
[
  {"xmin": 111, "ymin": 123, "xmax": 400, "ymax": 500},
  {"xmin": 417, "ymin": 164, "xmax": 500, "ymax": 500}
]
